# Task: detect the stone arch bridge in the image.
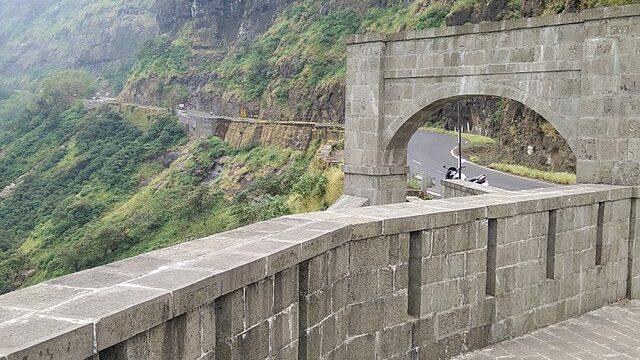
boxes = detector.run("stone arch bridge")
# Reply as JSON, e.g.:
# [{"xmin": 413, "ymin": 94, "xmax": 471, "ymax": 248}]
[{"xmin": 344, "ymin": 5, "xmax": 640, "ymax": 205}]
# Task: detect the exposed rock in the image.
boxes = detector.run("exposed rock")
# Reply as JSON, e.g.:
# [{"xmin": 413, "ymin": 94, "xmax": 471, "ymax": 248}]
[
  {"xmin": 0, "ymin": 1, "xmax": 158, "ymax": 84},
  {"xmin": 522, "ymin": 0, "xmax": 546, "ymax": 17}
]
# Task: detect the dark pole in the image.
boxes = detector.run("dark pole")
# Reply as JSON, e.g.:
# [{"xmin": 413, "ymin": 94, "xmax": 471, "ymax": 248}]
[{"xmin": 457, "ymin": 101, "xmax": 462, "ymax": 178}]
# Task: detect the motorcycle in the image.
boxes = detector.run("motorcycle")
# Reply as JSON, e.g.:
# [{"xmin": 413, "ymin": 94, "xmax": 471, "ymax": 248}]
[
  {"xmin": 443, "ymin": 166, "xmax": 489, "ymax": 186},
  {"xmin": 444, "ymin": 166, "xmax": 466, "ymax": 180}
]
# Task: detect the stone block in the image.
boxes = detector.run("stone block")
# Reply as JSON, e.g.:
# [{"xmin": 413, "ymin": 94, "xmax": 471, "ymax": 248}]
[
  {"xmin": 45, "ymin": 267, "xmax": 135, "ymax": 289},
  {"xmin": 271, "ymin": 307, "xmax": 298, "ymax": 353},
  {"xmin": 348, "ymin": 271, "xmax": 378, "ymax": 303},
  {"xmin": 306, "ymin": 288, "xmax": 331, "ymax": 326},
  {"xmin": 332, "ymin": 277, "xmax": 350, "ymax": 311},
  {"xmin": 423, "ymin": 256, "xmax": 445, "ymax": 285},
  {"xmin": 201, "ymin": 304, "xmax": 216, "ymax": 355},
  {"xmin": 233, "ymin": 240, "xmax": 301, "ymax": 276},
  {"xmin": 128, "ymin": 268, "xmax": 218, "ymax": 316},
  {"xmin": 99, "ymin": 331, "xmax": 147, "ymax": 360},
  {"xmin": 465, "ymin": 249, "xmax": 486, "ymax": 276},
  {"xmin": 268, "ymin": 225, "xmax": 334, "ymax": 261},
  {"xmin": 0, "ymin": 284, "xmax": 90, "ymax": 312},
  {"xmin": 274, "ymin": 266, "xmax": 299, "ymax": 314},
  {"xmin": 42, "ymin": 285, "xmax": 172, "ymax": 351},
  {"xmin": 346, "ymin": 334, "xmax": 376, "ymax": 360},
  {"xmin": 233, "ymin": 322, "xmax": 270, "ymax": 360},
  {"xmin": 436, "ymin": 306, "xmax": 471, "ymax": 338},
  {"xmin": 104, "ymin": 255, "xmax": 173, "ymax": 277},
  {"xmin": 348, "ymin": 299, "xmax": 384, "ymax": 336},
  {"xmin": 495, "ymin": 266, "xmax": 517, "ymax": 296},
  {"xmin": 445, "ymin": 253, "xmax": 466, "ymax": 279},
  {"xmin": 245, "ymin": 278, "xmax": 274, "ymax": 328},
  {"xmin": 383, "ymin": 293, "xmax": 409, "ymax": 327},
  {"xmin": 497, "ymin": 242, "xmax": 519, "ymax": 268},
  {"xmin": 189, "ymin": 251, "xmax": 267, "ymax": 296},
  {"xmin": 389, "ymin": 233, "xmax": 410, "ymax": 265},
  {"xmin": 172, "ymin": 311, "xmax": 203, "ymax": 360},
  {"xmin": 0, "ymin": 316, "xmax": 94, "ymax": 360},
  {"xmin": 379, "ymin": 323, "xmax": 412, "ymax": 359},
  {"xmin": 349, "ymin": 236, "xmax": 389, "ymax": 273}
]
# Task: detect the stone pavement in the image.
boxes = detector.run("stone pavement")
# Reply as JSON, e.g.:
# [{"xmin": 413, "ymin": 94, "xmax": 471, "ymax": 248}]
[{"xmin": 457, "ymin": 301, "xmax": 640, "ymax": 360}]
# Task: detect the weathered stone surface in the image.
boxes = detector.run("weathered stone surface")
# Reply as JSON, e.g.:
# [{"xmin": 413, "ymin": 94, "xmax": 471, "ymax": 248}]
[
  {"xmin": 44, "ymin": 267, "xmax": 136, "ymax": 289},
  {"xmin": 0, "ymin": 316, "xmax": 94, "ymax": 360},
  {"xmin": 457, "ymin": 300, "xmax": 640, "ymax": 360},
  {"xmin": 345, "ymin": 4, "xmax": 640, "ymax": 206},
  {"xmin": 0, "ymin": 284, "xmax": 89, "ymax": 311},
  {"xmin": 41, "ymin": 285, "xmax": 172, "ymax": 351},
  {"xmin": 127, "ymin": 267, "xmax": 218, "ymax": 315}
]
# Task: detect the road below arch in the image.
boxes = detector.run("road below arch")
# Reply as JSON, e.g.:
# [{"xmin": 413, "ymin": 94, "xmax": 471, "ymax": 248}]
[{"xmin": 408, "ymin": 129, "xmax": 553, "ymax": 195}]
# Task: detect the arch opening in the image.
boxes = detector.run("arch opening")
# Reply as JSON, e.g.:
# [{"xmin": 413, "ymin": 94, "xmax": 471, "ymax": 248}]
[{"xmin": 399, "ymin": 94, "xmax": 577, "ymax": 196}]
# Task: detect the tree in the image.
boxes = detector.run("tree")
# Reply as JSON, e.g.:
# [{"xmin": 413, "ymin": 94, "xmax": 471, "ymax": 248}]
[{"xmin": 40, "ymin": 70, "xmax": 98, "ymax": 113}]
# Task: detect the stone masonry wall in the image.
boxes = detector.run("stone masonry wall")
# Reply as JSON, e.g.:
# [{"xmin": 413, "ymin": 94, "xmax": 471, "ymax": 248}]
[
  {"xmin": 177, "ymin": 111, "xmax": 344, "ymax": 151},
  {"xmin": 441, "ymin": 179, "xmax": 507, "ymax": 198},
  {"xmin": 0, "ymin": 185, "xmax": 638, "ymax": 360},
  {"xmin": 344, "ymin": 5, "xmax": 640, "ymax": 205}
]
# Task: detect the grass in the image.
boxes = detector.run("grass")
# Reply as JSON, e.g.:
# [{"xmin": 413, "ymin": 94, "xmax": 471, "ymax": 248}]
[
  {"xmin": 488, "ymin": 163, "xmax": 576, "ymax": 185},
  {"xmin": 407, "ymin": 176, "xmax": 421, "ymax": 190},
  {"xmin": 420, "ymin": 127, "xmax": 497, "ymax": 145}
]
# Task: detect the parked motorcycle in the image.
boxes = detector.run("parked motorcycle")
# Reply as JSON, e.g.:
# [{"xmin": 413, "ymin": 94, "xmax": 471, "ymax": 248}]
[
  {"xmin": 443, "ymin": 166, "xmax": 489, "ymax": 186},
  {"xmin": 444, "ymin": 166, "xmax": 466, "ymax": 180}
]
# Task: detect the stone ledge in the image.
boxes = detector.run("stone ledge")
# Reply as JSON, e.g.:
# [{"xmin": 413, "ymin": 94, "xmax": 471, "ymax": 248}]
[
  {"xmin": 0, "ymin": 184, "xmax": 633, "ymax": 359},
  {"xmin": 343, "ymin": 164, "xmax": 410, "ymax": 176},
  {"xmin": 383, "ymin": 61, "xmax": 583, "ymax": 80},
  {"xmin": 346, "ymin": 4, "xmax": 640, "ymax": 44}
]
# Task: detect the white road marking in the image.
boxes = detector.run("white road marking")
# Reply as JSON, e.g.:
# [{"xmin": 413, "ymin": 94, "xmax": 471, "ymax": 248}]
[
  {"xmin": 412, "ymin": 160, "xmax": 422, "ymax": 165},
  {"xmin": 449, "ymin": 146, "xmax": 467, "ymax": 163}
]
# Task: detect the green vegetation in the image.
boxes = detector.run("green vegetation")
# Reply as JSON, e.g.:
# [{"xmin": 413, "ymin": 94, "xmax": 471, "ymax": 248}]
[
  {"xmin": 420, "ymin": 127, "xmax": 497, "ymax": 145},
  {"xmin": 488, "ymin": 163, "xmax": 577, "ymax": 184},
  {"xmin": 127, "ymin": 37, "xmax": 191, "ymax": 80},
  {"xmin": 417, "ymin": 3, "xmax": 453, "ymax": 29},
  {"xmin": 0, "ymin": 71, "xmax": 343, "ymax": 293},
  {"xmin": 408, "ymin": 176, "xmax": 422, "ymax": 191},
  {"xmin": 451, "ymin": 0, "xmax": 481, "ymax": 12},
  {"xmin": 122, "ymin": 0, "xmax": 483, "ymax": 115}
]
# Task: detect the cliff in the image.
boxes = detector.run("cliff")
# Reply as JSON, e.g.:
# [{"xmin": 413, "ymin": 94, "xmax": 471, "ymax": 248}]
[{"xmin": 0, "ymin": 0, "xmax": 159, "ymax": 90}]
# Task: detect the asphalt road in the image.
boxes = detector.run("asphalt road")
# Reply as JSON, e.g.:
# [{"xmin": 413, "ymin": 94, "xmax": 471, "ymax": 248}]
[{"xmin": 408, "ymin": 130, "xmax": 552, "ymax": 195}]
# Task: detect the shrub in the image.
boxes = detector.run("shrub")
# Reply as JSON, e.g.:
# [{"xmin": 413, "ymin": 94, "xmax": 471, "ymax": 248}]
[{"xmin": 417, "ymin": 3, "xmax": 452, "ymax": 29}]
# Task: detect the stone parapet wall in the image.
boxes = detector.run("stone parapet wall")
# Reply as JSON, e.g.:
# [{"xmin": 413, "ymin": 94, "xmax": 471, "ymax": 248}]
[
  {"xmin": 441, "ymin": 179, "xmax": 508, "ymax": 198},
  {"xmin": 1, "ymin": 184, "xmax": 639, "ymax": 359}
]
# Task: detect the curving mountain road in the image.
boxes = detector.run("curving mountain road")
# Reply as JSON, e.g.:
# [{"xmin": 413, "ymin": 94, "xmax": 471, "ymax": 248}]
[{"xmin": 408, "ymin": 129, "xmax": 553, "ymax": 195}]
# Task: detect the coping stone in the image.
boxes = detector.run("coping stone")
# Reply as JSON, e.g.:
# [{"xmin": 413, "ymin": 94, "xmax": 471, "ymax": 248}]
[
  {"xmin": 126, "ymin": 267, "xmax": 218, "ymax": 316},
  {"xmin": 0, "ymin": 315, "xmax": 94, "ymax": 360},
  {"xmin": 44, "ymin": 267, "xmax": 136, "ymax": 289},
  {"xmin": 0, "ymin": 284, "xmax": 90, "ymax": 312},
  {"xmin": 40, "ymin": 285, "xmax": 172, "ymax": 351},
  {"xmin": 187, "ymin": 251, "xmax": 267, "ymax": 296},
  {"xmin": 0, "ymin": 307, "xmax": 30, "ymax": 324}
]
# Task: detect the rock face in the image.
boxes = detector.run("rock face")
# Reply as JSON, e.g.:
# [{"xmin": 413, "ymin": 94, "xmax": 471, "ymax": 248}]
[
  {"xmin": 0, "ymin": 0, "xmax": 158, "ymax": 85},
  {"xmin": 155, "ymin": 0, "xmax": 297, "ymax": 47}
]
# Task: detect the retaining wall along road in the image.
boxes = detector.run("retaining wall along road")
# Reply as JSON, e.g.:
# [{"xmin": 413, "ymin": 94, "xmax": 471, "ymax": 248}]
[{"xmin": 1, "ymin": 185, "xmax": 639, "ymax": 360}]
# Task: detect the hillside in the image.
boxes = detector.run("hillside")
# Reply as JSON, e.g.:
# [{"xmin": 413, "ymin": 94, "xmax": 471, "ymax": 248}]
[
  {"xmin": 0, "ymin": 71, "xmax": 342, "ymax": 294},
  {"xmin": 121, "ymin": 0, "xmax": 639, "ymax": 123},
  {"xmin": 117, "ymin": 0, "xmax": 637, "ymax": 173},
  {"xmin": 0, "ymin": 0, "xmax": 158, "ymax": 91}
]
